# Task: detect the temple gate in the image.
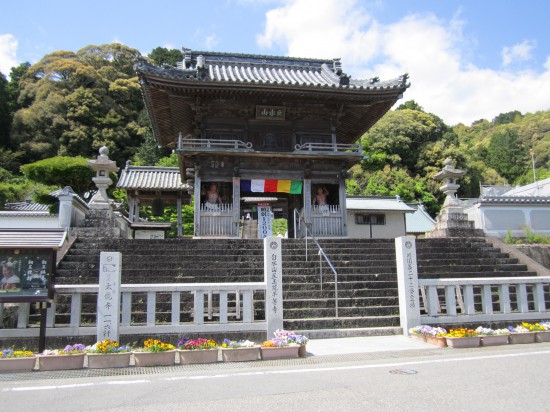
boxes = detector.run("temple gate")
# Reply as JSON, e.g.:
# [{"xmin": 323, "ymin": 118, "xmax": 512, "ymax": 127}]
[{"xmin": 135, "ymin": 50, "xmax": 409, "ymax": 238}]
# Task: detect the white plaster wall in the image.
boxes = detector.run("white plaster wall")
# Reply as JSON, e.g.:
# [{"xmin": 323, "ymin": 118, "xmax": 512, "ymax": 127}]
[
  {"xmin": 0, "ymin": 215, "xmax": 59, "ymax": 229},
  {"xmin": 346, "ymin": 211, "xmax": 406, "ymax": 239},
  {"xmin": 477, "ymin": 205, "xmax": 550, "ymax": 237}
]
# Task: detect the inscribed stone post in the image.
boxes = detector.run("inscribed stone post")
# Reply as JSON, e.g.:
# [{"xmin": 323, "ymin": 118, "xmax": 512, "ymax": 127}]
[
  {"xmin": 395, "ymin": 237, "xmax": 421, "ymax": 335},
  {"xmin": 264, "ymin": 236, "xmax": 283, "ymax": 337},
  {"xmin": 97, "ymin": 252, "xmax": 122, "ymax": 342}
]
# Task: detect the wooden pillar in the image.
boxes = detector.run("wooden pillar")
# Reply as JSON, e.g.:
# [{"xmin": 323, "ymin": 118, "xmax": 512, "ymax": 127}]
[
  {"xmin": 176, "ymin": 196, "xmax": 183, "ymax": 237},
  {"xmin": 339, "ymin": 175, "xmax": 348, "ymax": 237},
  {"xmin": 194, "ymin": 170, "xmax": 201, "ymax": 237},
  {"xmin": 304, "ymin": 178, "xmax": 312, "ymax": 224},
  {"xmin": 128, "ymin": 194, "xmax": 135, "ymax": 222},
  {"xmin": 232, "ymin": 177, "xmax": 241, "ymax": 237}
]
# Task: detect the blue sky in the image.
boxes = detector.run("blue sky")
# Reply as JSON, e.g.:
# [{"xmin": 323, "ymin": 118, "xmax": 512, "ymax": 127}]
[{"xmin": 1, "ymin": 0, "xmax": 549, "ymax": 125}]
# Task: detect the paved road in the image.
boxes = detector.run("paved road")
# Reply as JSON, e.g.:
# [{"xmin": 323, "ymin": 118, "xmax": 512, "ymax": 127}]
[{"xmin": 2, "ymin": 340, "xmax": 550, "ymax": 412}]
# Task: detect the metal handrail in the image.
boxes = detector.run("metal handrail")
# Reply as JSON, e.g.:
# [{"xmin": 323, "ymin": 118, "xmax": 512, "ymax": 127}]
[{"xmin": 293, "ymin": 208, "xmax": 339, "ymax": 317}]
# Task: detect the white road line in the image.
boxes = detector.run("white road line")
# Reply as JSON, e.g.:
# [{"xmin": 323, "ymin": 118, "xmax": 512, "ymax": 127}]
[{"xmin": 4, "ymin": 350, "xmax": 550, "ymax": 392}]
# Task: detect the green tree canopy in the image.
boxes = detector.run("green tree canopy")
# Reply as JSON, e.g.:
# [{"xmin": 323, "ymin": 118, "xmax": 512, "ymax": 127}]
[
  {"xmin": 11, "ymin": 44, "xmax": 146, "ymax": 166},
  {"xmin": 20, "ymin": 156, "xmax": 95, "ymax": 196},
  {"xmin": 148, "ymin": 47, "xmax": 184, "ymax": 67}
]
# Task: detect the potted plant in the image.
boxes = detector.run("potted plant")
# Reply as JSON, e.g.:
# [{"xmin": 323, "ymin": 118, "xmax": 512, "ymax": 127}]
[
  {"xmin": 177, "ymin": 338, "xmax": 219, "ymax": 365},
  {"xmin": 220, "ymin": 339, "xmax": 260, "ymax": 362},
  {"xmin": 475, "ymin": 327, "xmax": 509, "ymax": 346},
  {"xmin": 260, "ymin": 339, "xmax": 299, "ymax": 360},
  {"xmin": 274, "ymin": 329, "xmax": 309, "ymax": 357},
  {"xmin": 0, "ymin": 349, "xmax": 36, "ymax": 372},
  {"xmin": 421, "ymin": 326, "xmax": 448, "ymax": 347},
  {"xmin": 85, "ymin": 339, "xmax": 132, "ymax": 369},
  {"xmin": 39, "ymin": 344, "xmax": 86, "ymax": 371},
  {"xmin": 133, "ymin": 339, "xmax": 176, "ymax": 367},
  {"xmin": 444, "ymin": 328, "xmax": 480, "ymax": 348},
  {"xmin": 409, "ymin": 326, "xmax": 428, "ymax": 342},
  {"xmin": 508, "ymin": 324, "xmax": 536, "ymax": 344},
  {"xmin": 520, "ymin": 322, "xmax": 550, "ymax": 343}
]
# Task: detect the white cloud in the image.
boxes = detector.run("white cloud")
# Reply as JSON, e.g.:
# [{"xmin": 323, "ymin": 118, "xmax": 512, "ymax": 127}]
[
  {"xmin": 0, "ymin": 34, "xmax": 19, "ymax": 77},
  {"xmin": 205, "ymin": 34, "xmax": 218, "ymax": 50},
  {"xmin": 502, "ymin": 40, "xmax": 536, "ymax": 66},
  {"xmin": 256, "ymin": 0, "xmax": 550, "ymax": 125}
]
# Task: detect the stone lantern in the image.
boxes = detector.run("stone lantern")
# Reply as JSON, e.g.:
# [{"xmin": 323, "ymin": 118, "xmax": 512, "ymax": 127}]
[
  {"xmin": 433, "ymin": 157, "xmax": 466, "ymax": 207},
  {"xmin": 428, "ymin": 158, "xmax": 483, "ymax": 238},
  {"xmin": 87, "ymin": 146, "xmax": 119, "ymax": 209}
]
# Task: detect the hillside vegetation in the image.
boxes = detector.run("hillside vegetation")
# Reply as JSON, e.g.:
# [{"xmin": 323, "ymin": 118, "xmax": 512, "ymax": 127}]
[{"xmin": 0, "ymin": 44, "xmax": 548, "ymax": 216}]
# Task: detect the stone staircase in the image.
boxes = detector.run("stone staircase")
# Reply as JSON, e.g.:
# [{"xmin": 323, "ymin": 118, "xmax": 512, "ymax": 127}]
[{"xmin": 55, "ymin": 235, "xmax": 537, "ymax": 335}]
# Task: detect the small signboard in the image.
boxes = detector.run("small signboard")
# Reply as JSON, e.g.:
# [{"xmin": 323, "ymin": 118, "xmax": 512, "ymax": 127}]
[
  {"xmin": 97, "ymin": 252, "xmax": 122, "ymax": 342},
  {"xmin": 0, "ymin": 249, "xmax": 54, "ymax": 302},
  {"xmin": 258, "ymin": 205, "xmax": 272, "ymax": 239},
  {"xmin": 256, "ymin": 105, "xmax": 285, "ymax": 120}
]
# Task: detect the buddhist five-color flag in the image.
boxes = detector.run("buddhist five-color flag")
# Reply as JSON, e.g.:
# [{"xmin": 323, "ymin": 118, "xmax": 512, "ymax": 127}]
[{"xmin": 240, "ymin": 179, "xmax": 302, "ymax": 194}]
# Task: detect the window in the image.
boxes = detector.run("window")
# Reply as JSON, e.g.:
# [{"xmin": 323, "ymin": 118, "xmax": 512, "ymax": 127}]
[{"xmin": 355, "ymin": 213, "xmax": 386, "ymax": 225}]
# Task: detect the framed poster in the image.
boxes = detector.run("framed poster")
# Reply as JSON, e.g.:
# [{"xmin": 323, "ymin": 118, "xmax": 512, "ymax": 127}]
[{"xmin": 0, "ymin": 249, "xmax": 54, "ymax": 303}]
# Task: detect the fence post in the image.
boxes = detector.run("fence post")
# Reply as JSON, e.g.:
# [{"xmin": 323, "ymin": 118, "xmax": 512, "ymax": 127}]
[
  {"xmin": 265, "ymin": 236, "xmax": 283, "ymax": 338},
  {"xmin": 395, "ymin": 236, "xmax": 421, "ymax": 335}
]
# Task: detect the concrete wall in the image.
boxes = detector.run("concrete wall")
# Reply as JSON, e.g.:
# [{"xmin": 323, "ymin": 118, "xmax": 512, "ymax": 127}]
[
  {"xmin": 513, "ymin": 245, "xmax": 550, "ymax": 270},
  {"xmin": 346, "ymin": 211, "xmax": 406, "ymax": 239},
  {"xmin": 466, "ymin": 204, "xmax": 550, "ymax": 237},
  {"xmin": 0, "ymin": 214, "xmax": 59, "ymax": 229}
]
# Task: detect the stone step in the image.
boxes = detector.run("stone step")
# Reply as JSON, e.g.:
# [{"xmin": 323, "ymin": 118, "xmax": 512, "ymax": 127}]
[
  {"xmin": 418, "ymin": 264, "xmax": 529, "ymax": 273},
  {"xmin": 282, "ymin": 288, "xmax": 398, "ymax": 299},
  {"xmin": 283, "ymin": 280, "xmax": 398, "ymax": 291},
  {"xmin": 283, "ymin": 315, "xmax": 400, "ymax": 330},
  {"xmin": 283, "ymin": 305, "xmax": 398, "ymax": 319},
  {"xmin": 418, "ymin": 270, "xmax": 537, "ymax": 278},
  {"xmin": 293, "ymin": 326, "xmax": 403, "ymax": 339},
  {"xmin": 283, "ymin": 296, "xmax": 399, "ymax": 309}
]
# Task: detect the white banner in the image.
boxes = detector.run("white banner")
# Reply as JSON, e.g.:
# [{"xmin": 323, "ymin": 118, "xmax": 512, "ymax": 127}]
[
  {"xmin": 395, "ymin": 237, "xmax": 421, "ymax": 335},
  {"xmin": 258, "ymin": 205, "xmax": 272, "ymax": 239}
]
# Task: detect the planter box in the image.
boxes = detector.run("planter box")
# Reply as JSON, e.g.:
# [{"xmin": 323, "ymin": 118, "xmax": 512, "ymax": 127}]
[
  {"xmin": 410, "ymin": 334, "xmax": 427, "ymax": 343},
  {"xmin": 133, "ymin": 350, "xmax": 176, "ymax": 367},
  {"xmin": 509, "ymin": 332, "xmax": 536, "ymax": 344},
  {"xmin": 0, "ymin": 356, "xmax": 36, "ymax": 372},
  {"xmin": 38, "ymin": 354, "xmax": 85, "ymax": 371},
  {"xmin": 87, "ymin": 352, "xmax": 132, "ymax": 369},
  {"xmin": 480, "ymin": 335, "xmax": 509, "ymax": 346},
  {"xmin": 425, "ymin": 336, "xmax": 447, "ymax": 348},
  {"xmin": 178, "ymin": 349, "xmax": 219, "ymax": 365},
  {"xmin": 298, "ymin": 345, "xmax": 308, "ymax": 358},
  {"xmin": 446, "ymin": 336, "xmax": 481, "ymax": 348},
  {"xmin": 260, "ymin": 346, "xmax": 299, "ymax": 360},
  {"xmin": 535, "ymin": 331, "xmax": 550, "ymax": 343},
  {"xmin": 221, "ymin": 347, "xmax": 260, "ymax": 362}
]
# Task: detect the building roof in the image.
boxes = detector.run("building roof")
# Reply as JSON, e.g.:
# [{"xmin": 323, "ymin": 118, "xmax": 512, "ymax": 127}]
[
  {"xmin": 117, "ymin": 165, "xmax": 189, "ymax": 192},
  {"xmin": 479, "ymin": 196, "xmax": 550, "ymax": 205},
  {"xmin": 4, "ymin": 201, "xmax": 49, "ymax": 213},
  {"xmin": 135, "ymin": 50, "xmax": 409, "ymax": 147},
  {"xmin": 405, "ymin": 203, "xmax": 436, "ymax": 234},
  {"xmin": 500, "ymin": 177, "xmax": 550, "ymax": 197},
  {"xmin": 0, "ymin": 229, "xmax": 67, "ymax": 249},
  {"xmin": 346, "ymin": 196, "xmax": 415, "ymax": 213}
]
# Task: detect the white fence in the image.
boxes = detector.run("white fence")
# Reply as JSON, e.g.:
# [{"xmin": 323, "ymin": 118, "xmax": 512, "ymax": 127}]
[
  {"xmin": 199, "ymin": 203, "xmax": 235, "ymax": 236},
  {"xmin": 0, "ymin": 282, "xmax": 267, "ymax": 338},
  {"xmin": 312, "ymin": 205, "xmax": 343, "ymax": 237},
  {"xmin": 418, "ymin": 277, "xmax": 550, "ymax": 324}
]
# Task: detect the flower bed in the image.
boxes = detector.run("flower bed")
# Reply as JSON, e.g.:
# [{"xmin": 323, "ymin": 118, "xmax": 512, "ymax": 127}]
[
  {"xmin": 0, "ymin": 349, "xmax": 36, "ymax": 372},
  {"xmin": 39, "ymin": 344, "xmax": 86, "ymax": 371},
  {"xmin": 177, "ymin": 338, "xmax": 219, "ymax": 365},
  {"xmin": 410, "ymin": 322, "xmax": 550, "ymax": 348},
  {"xmin": 85, "ymin": 339, "xmax": 132, "ymax": 369},
  {"xmin": 133, "ymin": 339, "xmax": 176, "ymax": 367}
]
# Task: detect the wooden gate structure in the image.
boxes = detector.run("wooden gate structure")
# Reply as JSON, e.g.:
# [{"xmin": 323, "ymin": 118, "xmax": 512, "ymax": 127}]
[{"xmin": 135, "ymin": 50, "xmax": 409, "ymax": 237}]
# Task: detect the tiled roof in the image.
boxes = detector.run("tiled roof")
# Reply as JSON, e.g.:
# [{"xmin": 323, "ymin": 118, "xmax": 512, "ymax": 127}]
[
  {"xmin": 405, "ymin": 204, "xmax": 436, "ymax": 234},
  {"xmin": 346, "ymin": 196, "xmax": 415, "ymax": 212},
  {"xmin": 5, "ymin": 202, "xmax": 49, "ymax": 212},
  {"xmin": 480, "ymin": 196, "xmax": 550, "ymax": 204},
  {"xmin": 117, "ymin": 166, "xmax": 189, "ymax": 191},
  {"xmin": 0, "ymin": 229, "xmax": 67, "ymax": 249},
  {"xmin": 136, "ymin": 50, "xmax": 409, "ymax": 91}
]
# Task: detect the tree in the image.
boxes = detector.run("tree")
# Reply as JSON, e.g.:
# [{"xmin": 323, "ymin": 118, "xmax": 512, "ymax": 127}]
[
  {"xmin": 0, "ymin": 72, "xmax": 10, "ymax": 147},
  {"xmin": 396, "ymin": 100, "xmax": 424, "ymax": 112},
  {"xmin": 20, "ymin": 156, "xmax": 95, "ymax": 196},
  {"xmin": 492, "ymin": 110, "xmax": 523, "ymax": 126},
  {"xmin": 10, "ymin": 44, "xmax": 146, "ymax": 166},
  {"xmin": 486, "ymin": 126, "xmax": 528, "ymax": 183},
  {"xmin": 148, "ymin": 47, "xmax": 183, "ymax": 67}
]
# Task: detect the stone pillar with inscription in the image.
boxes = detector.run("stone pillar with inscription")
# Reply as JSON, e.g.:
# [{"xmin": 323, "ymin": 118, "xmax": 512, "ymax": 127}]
[
  {"xmin": 97, "ymin": 252, "xmax": 122, "ymax": 342},
  {"xmin": 264, "ymin": 236, "xmax": 283, "ymax": 337},
  {"xmin": 395, "ymin": 236, "xmax": 421, "ymax": 335}
]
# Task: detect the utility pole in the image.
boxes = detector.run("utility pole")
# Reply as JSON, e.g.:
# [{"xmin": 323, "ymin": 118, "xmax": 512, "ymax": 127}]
[{"xmin": 531, "ymin": 149, "xmax": 539, "ymax": 195}]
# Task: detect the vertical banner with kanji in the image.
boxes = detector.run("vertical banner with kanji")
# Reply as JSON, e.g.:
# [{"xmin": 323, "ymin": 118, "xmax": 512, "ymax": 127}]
[
  {"xmin": 264, "ymin": 236, "xmax": 283, "ymax": 336},
  {"xmin": 257, "ymin": 204, "xmax": 272, "ymax": 239},
  {"xmin": 97, "ymin": 252, "xmax": 122, "ymax": 342}
]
